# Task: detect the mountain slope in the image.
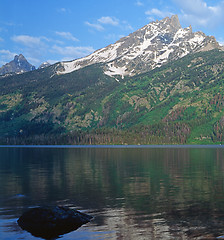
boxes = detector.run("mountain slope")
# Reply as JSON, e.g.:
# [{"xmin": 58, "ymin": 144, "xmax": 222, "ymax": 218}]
[
  {"xmin": 0, "ymin": 54, "xmax": 35, "ymax": 76},
  {"xmin": 56, "ymin": 15, "xmax": 221, "ymax": 79},
  {"xmin": 0, "ymin": 15, "xmax": 224, "ymax": 145},
  {"xmin": 0, "ymin": 49, "xmax": 224, "ymax": 144}
]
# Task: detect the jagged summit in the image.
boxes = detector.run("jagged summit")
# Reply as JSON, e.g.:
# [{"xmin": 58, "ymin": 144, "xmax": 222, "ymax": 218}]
[
  {"xmin": 147, "ymin": 14, "xmax": 181, "ymax": 33},
  {"xmin": 56, "ymin": 15, "xmax": 221, "ymax": 78},
  {"xmin": 169, "ymin": 14, "xmax": 181, "ymax": 30},
  {"xmin": 0, "ymin": 54, "xmax": 35, "ymax": 76},
  {"xmin": 14, "ymin": 54, "xmax": 27, "ymax": 62}
]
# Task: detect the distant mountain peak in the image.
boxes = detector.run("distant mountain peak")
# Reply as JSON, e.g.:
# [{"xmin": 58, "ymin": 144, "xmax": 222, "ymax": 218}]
[
  {"xmin": 56, "ymin": 15, "xmax": 222, "ymax": 78},
  {"xmin": 38, "ymin": 62, "xmax": 51, "ymax": 69},
  {"xmin": 0, "ymin": 54, "xmax": 36, "ymax": 76}
]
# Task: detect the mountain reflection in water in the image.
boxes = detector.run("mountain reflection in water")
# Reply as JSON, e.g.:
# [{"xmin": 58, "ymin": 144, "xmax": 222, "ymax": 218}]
[{"xmin": 1, "ymin": 147, "xmax": 224, "ymax": 239}]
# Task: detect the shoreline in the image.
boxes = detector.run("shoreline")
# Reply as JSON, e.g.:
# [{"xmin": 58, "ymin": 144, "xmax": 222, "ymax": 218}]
[{"xmin": 0, "ymin": 144, "xmax": 223, "ymax": 149}]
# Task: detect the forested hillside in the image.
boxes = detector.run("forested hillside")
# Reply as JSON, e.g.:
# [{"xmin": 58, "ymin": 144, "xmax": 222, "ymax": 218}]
[{"xmin": 0, "ymin": 49, "xmax": 224, "ymax": 145}]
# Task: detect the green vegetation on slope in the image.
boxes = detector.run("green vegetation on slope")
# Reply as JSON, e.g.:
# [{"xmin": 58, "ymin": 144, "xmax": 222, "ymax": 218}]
[{"xmin": 0, "ymin": 49, "xmax": 224, "ymax": 144}]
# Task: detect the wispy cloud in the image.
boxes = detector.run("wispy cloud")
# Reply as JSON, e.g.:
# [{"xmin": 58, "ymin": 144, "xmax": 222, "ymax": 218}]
[
  {"xmin": 98, "ymin": 16, "xmax": 119, "ymax": 26},
  {"xmin": 0, "ymin": 37, "xmax": 4, "ymax": 42},
  {"xmin": 121, "ymin": 21, "xmax": 134, "ymax": 31},
  {"xmin": 85, "ymin": 21, "xmax": 104, "ymax": 31},
  {"xmin": 85, "ymin": 16, "xmax": 133, "ymax": 32},
  {"xmin": 104, "ymin": 33, "xmax": 118, "ymax": 40},
  {"xmin": 1, "ymin": 21, "xmax": 22, "ymax": 27},
  {"xmin": 145, "ymin": 8, "xmax": 174, "ymax": 19},
  {"xmin": 173, "ymin": 0, "xmax": 216, "ymax": 17},
  {"xmin": 51, "ymin": 45, "xmax": 95, "ymax": 59},
  {"xmin": 26, "ymin": 56, "xmax": 42, "ymax": 66},
  {"xmin": 9, "ymin": 33, "xmax": 93, "ymax": 66},
  {"xmin": 55, "ymin": 31, "xmax": 79, "ymax": 42},
  {"xmin": 57, "ymin": 8, "xmax": 70, "ymax": 13},
  {"xmin": 135, "ymin": 0, "xmax": 144, "ymax": 6},
  {"xmin": 86, "ymin": 16, "xmax": 119, "ymax": 31},
  {"xmin": 0, "ymin": 49, "xmax": 17, "ymax": 65},
  {"xmin": 11, "ymin": 35, "xmax": 48, "ymax": 48},
  {"xmin": 59, "ymin": 8, "xmax": 66, "ymax": 12},
  {"xmin": 144, "ymin": 0, "xmax": 224, "ymax": 31},
  {"xmin": 173, "ymin": 0, "xmax": 224, "ymax": 28},
  {"xmin": 10, "ymin": 35, "xmax": 51, "ymax": 66}
]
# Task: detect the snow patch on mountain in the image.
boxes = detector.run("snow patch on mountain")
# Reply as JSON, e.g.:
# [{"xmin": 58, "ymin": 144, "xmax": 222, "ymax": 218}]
[
  {"xmin": 189, "ymin": 34, "xmax": 205, "ymax": 47},
  {"xmin": 56, "ymin": 15, "xmax": 221, "ymax": 78},
  {"xmin": 104, "ymin": 64, "xmax": 127, "ymax": 79},
  {"xmin": 154, "ymin": 48, "xmax": 174, "ymax": 64},
  {"xmin": 57, "ymin": 42, "xmax": 123, "ymax": 75}
]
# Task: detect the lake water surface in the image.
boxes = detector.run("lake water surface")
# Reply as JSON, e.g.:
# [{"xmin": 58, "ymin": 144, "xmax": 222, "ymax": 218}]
[{"xmin": 1, "ymin": 146, "xmax": 224, "ymax": 239}]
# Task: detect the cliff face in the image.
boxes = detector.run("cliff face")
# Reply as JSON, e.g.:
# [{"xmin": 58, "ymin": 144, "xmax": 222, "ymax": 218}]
[{"xmin": 0, "ymin": 54, "xmax": 35, "ymax": 76}]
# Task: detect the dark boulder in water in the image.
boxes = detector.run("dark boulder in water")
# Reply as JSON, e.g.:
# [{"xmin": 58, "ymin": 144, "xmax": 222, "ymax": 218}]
[{"xmin": 17, "ymin": 206, "xmax": 93, "ymax": 239}]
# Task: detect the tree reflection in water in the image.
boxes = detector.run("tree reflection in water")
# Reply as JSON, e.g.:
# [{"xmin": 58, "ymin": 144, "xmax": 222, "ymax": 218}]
[{"xmin": 0, "ymin": 147, "xmax": 224, "ymax": 239}]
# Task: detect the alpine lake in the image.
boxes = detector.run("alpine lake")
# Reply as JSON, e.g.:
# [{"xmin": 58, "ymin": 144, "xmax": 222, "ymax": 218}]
[{"xmin": 1, "ymin": 146, "xmax": 224, "ymax": 239}]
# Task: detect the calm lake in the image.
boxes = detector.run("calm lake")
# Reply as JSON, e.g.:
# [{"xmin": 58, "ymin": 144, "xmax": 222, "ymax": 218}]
[{"xmin": 1, "ymin": 146, "xmax": 224, "ymax": 239}]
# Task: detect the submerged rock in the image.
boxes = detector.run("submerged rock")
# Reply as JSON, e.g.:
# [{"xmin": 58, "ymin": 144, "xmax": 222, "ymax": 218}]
[{"xmin": 17, "ymin": 206, "xmax": 93, "ymax": 239}]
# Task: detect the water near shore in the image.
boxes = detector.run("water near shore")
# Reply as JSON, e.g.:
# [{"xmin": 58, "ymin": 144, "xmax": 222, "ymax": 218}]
[{"xmin": 1, "ymin": 146, "xmax": 224, "ymax": 239}]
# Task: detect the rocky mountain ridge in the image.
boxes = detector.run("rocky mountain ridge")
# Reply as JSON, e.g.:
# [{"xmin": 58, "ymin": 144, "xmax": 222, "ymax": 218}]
[
  {"xmin": 1, "ymin": 15, "xmax": 221, "ymax": 78},
  {"xmin": 56, "ymin": 15, "xmax": 221, "ymax": 79},
  {"xmin": 0, "ymin": 56, "xmax": 52, "ymax": 76},
  {"xmin": 0, "ymin": 54, "xmax": 36, "ymax": 76}
]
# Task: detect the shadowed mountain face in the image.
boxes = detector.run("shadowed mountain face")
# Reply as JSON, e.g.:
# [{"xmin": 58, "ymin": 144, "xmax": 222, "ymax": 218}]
[{"xmin": 0, "ymin": 54, "xmax": 35, "ymax": 76}]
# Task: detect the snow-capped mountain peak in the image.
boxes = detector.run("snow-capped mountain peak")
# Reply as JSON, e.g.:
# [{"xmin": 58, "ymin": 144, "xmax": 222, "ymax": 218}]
[{"xmin": 56, "ymin": 15, "xmax": 221, "ymax": 78}]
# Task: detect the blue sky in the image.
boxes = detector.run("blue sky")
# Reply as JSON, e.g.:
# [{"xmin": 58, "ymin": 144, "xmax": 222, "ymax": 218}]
[{"xmin": 0, "ymin": 0, "xmax": 224, "ymax": 67}]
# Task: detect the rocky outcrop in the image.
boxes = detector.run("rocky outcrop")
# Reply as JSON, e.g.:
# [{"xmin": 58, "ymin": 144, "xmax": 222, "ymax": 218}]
[
  {"xmin": 17, "ymin": 206, "xmax": 93, "ymax": 239},
  {"xmin": 0, "ymin": 54, "xmax": 35, "ymax": 76},
  {"xmin": 38, "ymin": 62, "xmax": 51, "ymax": 69}
]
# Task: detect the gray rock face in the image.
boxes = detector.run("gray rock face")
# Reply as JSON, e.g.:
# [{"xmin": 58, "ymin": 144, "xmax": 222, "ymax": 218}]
[
  {"xmin": 17, "ymin": 206, "xmax": 93, "ymax": 239},
  {"xmin": 38, "ymin": 62, "xmax": 51, "ymax": 69},
  {"xmin": 0, "ymin": 54, "xmax": 35, "ymax": 76},
  {"xmin": 56, "ymin": 15, "xmax": 221, "ymax": 78}
]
